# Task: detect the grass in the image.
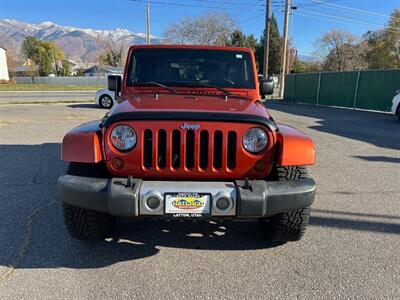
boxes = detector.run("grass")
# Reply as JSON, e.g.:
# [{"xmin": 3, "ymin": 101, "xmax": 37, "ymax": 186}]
[{"xmin": 0, "ymin": 84, "xmax": 106, "ymax": 91}]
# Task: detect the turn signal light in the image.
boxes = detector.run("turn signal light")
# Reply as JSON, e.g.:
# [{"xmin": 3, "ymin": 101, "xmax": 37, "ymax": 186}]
[{"xmin": 111, "ymin": 157, "xmax": 124, "ymax": 170}]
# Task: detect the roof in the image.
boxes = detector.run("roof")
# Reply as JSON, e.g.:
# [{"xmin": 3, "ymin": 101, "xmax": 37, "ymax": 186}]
[
  {"xmin": 84, "ymin": 65, "xmax": 124, "ymax": 74},
  {"xmin": 0, "ymin": 44, "xmax": 7, "ymax": 50},
  {"xmin": 128, "ymin": 44, "xmax": 253, "ymax": 53}
]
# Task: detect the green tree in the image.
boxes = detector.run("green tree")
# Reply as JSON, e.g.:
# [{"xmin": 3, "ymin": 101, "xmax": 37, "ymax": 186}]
[
  {"xmin": 20, "ymin": 36, "xmax": 65, "ymax": 76},
  {"xmin": 227, "ymin": 30, "xmax": 259, "ymax": 53},
  {"xmin": 21, "ymin": 37, "xmax": 40, "ymax": 62},
  {"xmin": 60, "ymin": 60, "xmax": 71, "ymax": 76},
  {"xmin": 364, "ymin": 9, "xmax": 400, "ymax": 69},
  {"xmin": 255, "ymin": 13, "xmax": 281, "ymax": 75},
  {"xmin": 75, "ymin": 67, "xmax": 85, "ymax": 77},
  {"xmin": 292, "ymin": 60, "xmax": 310, "ymax": 73}
]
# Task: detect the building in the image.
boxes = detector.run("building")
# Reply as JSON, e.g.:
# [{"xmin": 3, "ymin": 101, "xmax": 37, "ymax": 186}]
[
  {"xmin": 0, "ymin": 45, "xmax": 10, "ymax": 81},
  {"xmin": 8, "ymin": 59, "xmax": 39, "ymax": 77},
  {"xmin": 84, "ymin": 65, "xmax": 124, "ymax": 77}
]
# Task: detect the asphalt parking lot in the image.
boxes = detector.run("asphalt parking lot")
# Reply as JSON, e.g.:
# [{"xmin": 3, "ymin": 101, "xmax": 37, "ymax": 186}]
[{"xmin": 0, "ymin": 101, "xmax": 399, "ymax": 299}]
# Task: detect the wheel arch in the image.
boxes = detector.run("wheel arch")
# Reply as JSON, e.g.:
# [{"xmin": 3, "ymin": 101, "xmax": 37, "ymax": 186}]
[
  {"xmin": 274, "ymin": 124, "xmax": 315, "ymax": 166},
  {"xmin": 61, "ymin": 120, "xmax": 103, "ymax": 163}
]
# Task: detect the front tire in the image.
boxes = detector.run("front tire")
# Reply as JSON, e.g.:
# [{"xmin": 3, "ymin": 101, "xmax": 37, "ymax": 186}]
[
  {"xmin": 99, "ymin": 94, "xmax": 113, "ymax": 109},
  {"xmin": 63, "ymin": 162, "xmax": 114, "ymax": 240},
  {"xmin": 262, "ymin": 166, "xmax": 312, "ymax": 244}
]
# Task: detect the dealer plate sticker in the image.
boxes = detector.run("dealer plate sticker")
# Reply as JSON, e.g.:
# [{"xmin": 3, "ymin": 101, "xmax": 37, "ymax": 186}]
[{"xmin": 165, "ymin": 192, "xmax": 211, "ymax": 217}]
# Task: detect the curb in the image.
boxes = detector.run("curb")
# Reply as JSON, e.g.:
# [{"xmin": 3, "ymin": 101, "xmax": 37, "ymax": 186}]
[{"xmin": 0, "ymin": 100, "xmax": 93, "ymax": 105}]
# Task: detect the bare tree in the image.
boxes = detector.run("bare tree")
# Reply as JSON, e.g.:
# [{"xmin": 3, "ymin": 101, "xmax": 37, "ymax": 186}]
[
  {"xmin": 164, "ymin": 12, "xmax": 237, "ymax": 46},
  {"xmin": 315, "ymin": 29, "xmax": 368, "ymax": 71},
  {"xmin": 97, "ymin": 38, "xmax": 127, "ymax": 67}
]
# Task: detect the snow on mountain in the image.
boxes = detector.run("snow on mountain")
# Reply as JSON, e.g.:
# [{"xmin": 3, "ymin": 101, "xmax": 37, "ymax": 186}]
[{"xmin": 0, "ymin": 19, "xmax": 162, "ymax": 63}]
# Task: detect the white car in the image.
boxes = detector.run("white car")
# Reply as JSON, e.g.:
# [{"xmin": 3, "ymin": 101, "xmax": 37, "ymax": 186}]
[
  {"xmin": 391, "ymin": 90, "xmax": 400, "ymax": 120},
  {"xmin": 95, "ymin": 89, "xmax": 116, "ymax": 109}
]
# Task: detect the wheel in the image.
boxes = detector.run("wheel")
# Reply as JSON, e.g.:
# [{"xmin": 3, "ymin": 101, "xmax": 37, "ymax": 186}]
[
  {"xmin": 397, "ymin": 105, "xmax": 400, "ymax": 120},
  {"xmin": 63, "ymin": 162, "xmax": 114, "ymax": 240},
  {"xmin": 261, "ymin": 166, "xmax": 311, "ymax": 244},
  {"xmin": 99, "ymin": 94, "xmax": 113, "ymax": 109}
]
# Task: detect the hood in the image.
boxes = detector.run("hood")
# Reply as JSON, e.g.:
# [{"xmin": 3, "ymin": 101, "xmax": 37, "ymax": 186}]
[{"xmin": 110, "ymin": 93, "xmax": 270, "ymax": 119}]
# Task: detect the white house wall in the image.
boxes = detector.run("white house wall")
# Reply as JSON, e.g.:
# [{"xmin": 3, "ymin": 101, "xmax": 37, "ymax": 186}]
[{"xmin": 0, "ymin": 48, "xmax": 10, "ymax": 81}]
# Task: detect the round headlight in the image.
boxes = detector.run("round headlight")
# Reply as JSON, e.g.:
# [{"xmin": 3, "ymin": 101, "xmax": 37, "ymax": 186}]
[
  {"xmin": 243, "ymin": 128, "xmax": 268, "ymax": 153},
  {"xmin": 111, "ymin": 125, "xmax": 136, "ymax": 151}
]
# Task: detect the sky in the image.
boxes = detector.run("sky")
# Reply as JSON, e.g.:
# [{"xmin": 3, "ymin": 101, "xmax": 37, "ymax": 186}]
[{"xmin": 0, "ymin": 0, "xmax": 399, "ymax": 57}]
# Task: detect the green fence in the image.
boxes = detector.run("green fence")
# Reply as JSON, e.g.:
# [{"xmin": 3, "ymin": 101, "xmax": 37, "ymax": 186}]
[{"xmin": 284, "ymin": 69, "xmax": 400, "ymax": 112}]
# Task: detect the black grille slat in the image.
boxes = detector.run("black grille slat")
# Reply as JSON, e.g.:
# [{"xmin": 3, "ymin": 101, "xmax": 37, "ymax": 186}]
[
  {"xmin": 172, "ymin": 130, "xmax": 181, "ymax": 168},
  {"xmin": 200, "ymin": 131, "xmax": 209, "ymax": 169},
  {"xmin": 158, "ymin": 130, "xmax": 167, "ymax": 168},
  {"xmin": 143, "ymin": 129, "xmax": 152, "ymax": 168},
  {"xmin": 213, "ymin": 131, "xmax": 223, "ymax": 169},
  {"xmin": 227, "ymin": 131, "xmax": 237, "ymax": 169},
  {"xmin": 186, "ymin": 130, "xmax": 195, "ymax": 169},
  {"xmin": 143, "ymin": 128, "xmax": 237, "ymax": 171}
]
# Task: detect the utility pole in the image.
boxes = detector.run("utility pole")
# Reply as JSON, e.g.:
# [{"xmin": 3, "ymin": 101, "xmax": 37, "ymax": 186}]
[
  {"xmin": 279, "ymin": 0, "xmax": 291, "ymax": 98},
  {"xmin": 263, "ymin": 0, "xmax": 271, "ymax": 80},
  {"xmin": 146, "ymin": 3, "xmax": 151, "ymax": 45}
]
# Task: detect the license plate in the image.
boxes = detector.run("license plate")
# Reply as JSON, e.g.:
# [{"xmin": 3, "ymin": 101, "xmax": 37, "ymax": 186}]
[{"xmin": 164, "ymin": 192, "xmax": 211, "ymax": 217}]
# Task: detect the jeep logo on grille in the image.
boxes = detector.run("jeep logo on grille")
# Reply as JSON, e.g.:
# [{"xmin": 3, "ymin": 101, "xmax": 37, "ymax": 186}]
[{"xmin": 180, "ymin": 123, "xmax": 200, "ymax": 130}]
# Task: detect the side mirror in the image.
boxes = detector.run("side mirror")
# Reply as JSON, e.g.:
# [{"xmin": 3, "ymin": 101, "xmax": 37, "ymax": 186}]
[
  {"xmin": 260, "ymin": 79, "xmax": 274, "ymax": 96},
  {"xmin": 108, "ymin": 75, "xmax": 122, "ymax": 95}
]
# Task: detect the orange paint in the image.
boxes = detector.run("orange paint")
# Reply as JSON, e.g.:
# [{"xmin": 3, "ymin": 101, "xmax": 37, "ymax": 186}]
[
  {"xmin": 61, "ymin": 121, "xmax": 103, "ymax": 163},
  {"xmin": 60, "ymin": 45, "xmax": 315, "ymax": 176},
  {"xmin": 275, "ymin": 124, "xmax": 315, "ymax": 166}
]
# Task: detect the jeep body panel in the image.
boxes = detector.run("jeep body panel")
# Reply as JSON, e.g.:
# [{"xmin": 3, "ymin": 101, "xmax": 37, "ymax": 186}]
[
  {"xmin": 275, "ymin": 124, "xmax": 315, "ymax": 166},
  {"xmin": 58, "ymin": 45, "xmax": 316, "ymax": 227},
  {"xmin": 61, "ymin": 120, "xmax": 103, "ymax": 163}
]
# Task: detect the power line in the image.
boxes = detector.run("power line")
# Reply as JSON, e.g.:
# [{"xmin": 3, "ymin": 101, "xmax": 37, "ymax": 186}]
[
  {"xmin": 192, "ymin": 0, "xmax": 280, "ymax": 6},
  {"xmin": 295, "ymin": 11, "xmax": 400, "ymax": 33},
  {"xmin": 310, "ymin": 0, "xmax": 400, "ymax": 20},
  {"xmin": 298, "ymin": 9, "xmax": 400, "ymax": 32},
  {"xmin": 128, "ymin": 0, "xmax": 265, "ymax": 11},
  {"xmin": 238, "ymin": 13, "xmax": 265, "ymax": 24}
]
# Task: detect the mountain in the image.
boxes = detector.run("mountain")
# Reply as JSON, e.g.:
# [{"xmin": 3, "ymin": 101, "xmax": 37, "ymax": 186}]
[{"xmin": 0, "ymin": 19, "xmax": 162, "ymax": 64}]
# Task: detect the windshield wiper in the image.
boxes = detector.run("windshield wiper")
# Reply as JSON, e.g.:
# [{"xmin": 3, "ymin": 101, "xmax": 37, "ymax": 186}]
[{"xmin": 134, "ymin": 81, "xmax": 177, "ymax": 93}]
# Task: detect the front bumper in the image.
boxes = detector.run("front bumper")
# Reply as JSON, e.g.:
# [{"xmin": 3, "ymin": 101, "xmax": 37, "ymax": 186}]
[{"xmin": 57, "ymin": 176, "xmax": 316, "ymax": 218}]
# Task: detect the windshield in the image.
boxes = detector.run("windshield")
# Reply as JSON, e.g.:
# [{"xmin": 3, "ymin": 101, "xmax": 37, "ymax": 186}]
[{"xmin": 127, "ymin": 49, "xmax": 256, "ymax": 89}]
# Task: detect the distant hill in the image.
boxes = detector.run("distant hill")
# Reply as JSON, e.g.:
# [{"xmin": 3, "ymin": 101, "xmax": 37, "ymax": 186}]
[{"xmin": 0, "ymin": 19, "xmax": 162, "ymax": 64}]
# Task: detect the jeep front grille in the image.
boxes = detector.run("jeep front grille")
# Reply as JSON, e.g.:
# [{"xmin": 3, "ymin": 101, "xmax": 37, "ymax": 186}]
[
  {"xmin": 105, "ymin": 121, "xmax": 274, "ymax": 180},
  {"xmin": 143, "ymin": 128, "xmax": 237, "ymax": 171}
]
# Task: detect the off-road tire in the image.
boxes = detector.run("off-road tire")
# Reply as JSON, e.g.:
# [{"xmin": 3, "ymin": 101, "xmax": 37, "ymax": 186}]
[
  {"xmin": 262, "ymin": 166, "xmax": 311, "ymax": 244},
  {"xmin": 63, "ymin": 162, "xmax": 114, "ymax": 240}
]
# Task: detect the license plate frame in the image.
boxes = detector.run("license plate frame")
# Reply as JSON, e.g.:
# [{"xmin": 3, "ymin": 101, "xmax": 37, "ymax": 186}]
[{"xmin": 164, "ymin": 192, "xmax": 212, "ymax": 218}]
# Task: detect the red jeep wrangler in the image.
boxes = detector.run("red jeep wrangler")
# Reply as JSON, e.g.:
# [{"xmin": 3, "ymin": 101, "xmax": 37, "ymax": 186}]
[{"xmin": 58, "ymin": 45, "xmax": 316, "ymax": 244}]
